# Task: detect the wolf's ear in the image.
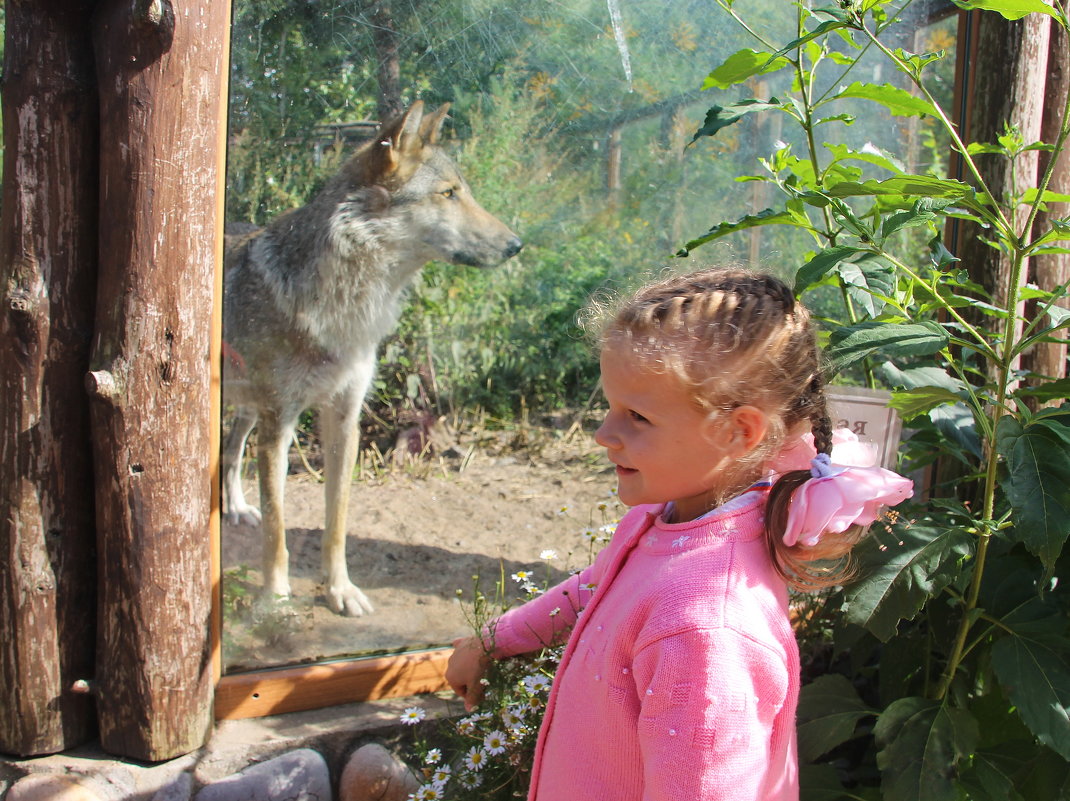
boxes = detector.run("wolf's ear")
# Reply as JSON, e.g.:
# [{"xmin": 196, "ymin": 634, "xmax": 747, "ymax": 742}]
[
  {"xmin": 377, "ymin": 101, "xmax": 425, "ymax": 173},
  {"xmin": 419, "ymin": 103, "xmax": 451, "ymax": 145}
]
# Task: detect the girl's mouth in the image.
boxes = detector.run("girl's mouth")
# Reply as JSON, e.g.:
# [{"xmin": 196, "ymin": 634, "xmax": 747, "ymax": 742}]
[{"xmin": 615, "ymin": 465, "xmax": 637, "ymax": 477}]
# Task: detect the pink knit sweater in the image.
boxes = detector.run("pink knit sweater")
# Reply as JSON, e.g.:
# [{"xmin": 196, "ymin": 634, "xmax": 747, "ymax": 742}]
[{"xmin": 488, "ymin": 495, "xmax": 800, "ymax": 801}]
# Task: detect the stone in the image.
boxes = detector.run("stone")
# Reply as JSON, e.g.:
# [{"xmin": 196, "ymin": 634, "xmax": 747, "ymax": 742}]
[
  {"xmin": 152, "ymin": 772, "xmax": 194, "ymax": 801},
  {"xmin": 193, "ymin": 748, "xmax": 330, "ymax": 801},
  {"xmin": 339, "ymin": 744, "xmax": 419, "ymax": 801},
  {"xmin": 6, "ymin": 774, "xmax": 104, "ymax": 801}
]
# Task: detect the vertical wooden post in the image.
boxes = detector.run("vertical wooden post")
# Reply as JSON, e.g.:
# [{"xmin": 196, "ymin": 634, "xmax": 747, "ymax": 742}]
[
  {"xmin": 0, "ymin": 0, "xmax": 100, "ymax": 756},
  {"xmin": 88, "ymin": 0, "xmax": 228, "ymax": 761}
]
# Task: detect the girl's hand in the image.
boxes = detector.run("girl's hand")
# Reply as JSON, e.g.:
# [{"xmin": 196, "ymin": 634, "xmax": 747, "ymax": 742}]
[{"xmin": 445, "ymin": 636, "xmax": 491, "ymax": 712}]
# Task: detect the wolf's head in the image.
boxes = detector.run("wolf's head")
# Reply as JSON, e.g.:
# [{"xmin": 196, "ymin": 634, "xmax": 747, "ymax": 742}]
[{"xmin": 338, "ymin": 102, "xmax": 522, "ymax": 269}]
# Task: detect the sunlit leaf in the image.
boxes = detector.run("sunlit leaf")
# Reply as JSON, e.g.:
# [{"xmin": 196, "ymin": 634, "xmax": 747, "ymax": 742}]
[
  {"xmin": 838, "ymin": 255, "xmax": 896, "ymax": 318},
  {"xmin": 769, "ymin": 20, "xmax": 852, "ymax": 62},
  {"xmin": 996, "ymin": 415, "xmax": 1070, "ymax": 569},
  {"xmin": 824, "ymin": 141, "xmax": 905, "ymax": 174},
  {"xmin": 952, "ymin": 0, "xmax": 1059, "ymax": 21},
  {"xmin": 888, "ymin": 386, "xmax": 965, "ymax": 419},
  {"xmin": 702, "ymin": 49, "xmax": 791, "ymax": 90},
  {"xmin": 880, "ymin": 362, "xmax": 968, "ymax": 394},
  {"xmin": 826, "ymin": 320, "xmax": 948, "ymax": 374},
  {"xmin": 845, "ymin": 519, "xmax": 973, "ymax": 642},
  {"xmin": 692, "ymin": 98, "xmax": 792, "ymax": 141},
  {"xmin": 991, "ymin": 633, "xmax": 1070, "ymax": 760},
  {"xmin": 834, "ymin": 81, "xmax": 941, "ymax": 118},
  {"xmin": 874, "ymin": 698, "xmax": 979, "ymax": 801},
  {"xmin": 826, "ymin": 175, "xmax": 973, "ymax": 199},
  {"xmin": 798, "ymin": 674, "xmax": 875, "ymax": 762},
  {"xmin": 1014, "ymin": 376, "xmax": 1070, "ymax": 403},
  {"xmin": 795, "ymin": 246, "xmax": 865, "ymax": 292},
  {"xmin": 677, "ymin": 209, "xmax": 805, "ymax": 255}
]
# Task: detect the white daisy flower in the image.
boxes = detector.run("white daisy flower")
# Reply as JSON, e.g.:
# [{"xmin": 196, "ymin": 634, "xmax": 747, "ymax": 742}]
[
  {"xmin": 483, "ymin": 730, "xmax": 508, "ymax": 755},
  {"xmin": 511, "ymin": 570, "xmax": 532, "ymax": 583},
  {"xmin": 464, "ymin": 746, "xmax": 488, "ymax": 771},
  {"xmin": 522, "ymin": 672, "xmax": 551, "ymax": 693},
  {"xmin": 410, "ymin": 784, "xmax": 443, "ymax": 801},
  {"xmin": 429, "ymin": 765, "xmax": 451, "ymax": 786},
  {"xmin": 424, "ymin": 748, "xmax": 441, "ymax": 764},
  {"xmin": 399, "ymin": 706, "xmax": 425, "ymax": 725},
  {"xmin": 501, "ymin": 708, "xmax": 524, "ymax": 729},
  {"xmin": 540, "ymin": 549, "xmax": 558, "ymax": 560},
  {"xmin": 459, "ymin": 771, "xmax": 484, "ymax": 789}
]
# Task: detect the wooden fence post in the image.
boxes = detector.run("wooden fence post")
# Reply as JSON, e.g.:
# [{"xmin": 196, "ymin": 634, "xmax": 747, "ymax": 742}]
[
  {"xmin": 88, "ymin": 0, "xmax": 228, "ymax": 761},
  {"xmin": 0, "ymin": 0, "xmax": 100, "ymax": 756}
]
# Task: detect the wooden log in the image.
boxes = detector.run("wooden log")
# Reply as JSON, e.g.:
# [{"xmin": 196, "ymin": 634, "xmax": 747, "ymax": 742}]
[
  {"xmin": 88, "ymin": 0, "xmax": 228, "ymax": 761},
  {"xmin": 0, "ymin": 0, "xmax": 99, "ymax": 756}
]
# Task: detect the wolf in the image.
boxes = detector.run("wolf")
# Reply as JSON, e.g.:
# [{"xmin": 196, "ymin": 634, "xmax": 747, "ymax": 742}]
[{"xmin": 222, "ymin": 102, "xmax": 522, "ymax": 616}]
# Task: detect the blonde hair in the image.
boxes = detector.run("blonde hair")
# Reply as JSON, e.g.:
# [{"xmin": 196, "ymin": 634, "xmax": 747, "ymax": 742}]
[{"xmin": 594, "ymin": 267, "xmax": 858, "ymax": 591}]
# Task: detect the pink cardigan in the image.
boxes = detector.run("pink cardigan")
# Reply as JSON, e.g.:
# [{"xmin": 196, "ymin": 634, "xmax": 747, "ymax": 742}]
[{"xmin": 489, "ymin": 495, "xmax": 800, "ymax": 801}]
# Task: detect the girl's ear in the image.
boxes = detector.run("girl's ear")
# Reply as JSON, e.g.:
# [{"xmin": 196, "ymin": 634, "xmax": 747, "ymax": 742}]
[{"xmin": 725, "ymin": 405, "xmax": 769, "ymax": 457}]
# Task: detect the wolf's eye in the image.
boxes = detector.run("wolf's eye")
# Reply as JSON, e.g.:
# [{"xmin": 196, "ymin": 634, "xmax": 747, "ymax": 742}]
[{"xmin": 440, "ymin": 188, "xmax": 456, "ymax": 199}]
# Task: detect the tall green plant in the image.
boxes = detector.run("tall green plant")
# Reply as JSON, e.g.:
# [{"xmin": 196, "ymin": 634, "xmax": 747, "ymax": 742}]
[{"xmin": 689, "ymin": 1, "xmax": 1070, "ymax": 799}]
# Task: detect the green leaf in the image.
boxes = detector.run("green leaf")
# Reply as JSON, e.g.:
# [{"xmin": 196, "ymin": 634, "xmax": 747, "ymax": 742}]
[
  {"xmin": 957, "ymin": 750, "xmax": 1026, "ymax": 801},
  {"xmin": 797, "ymin": 674, "xmax": 874, "ymax": 762},
  {"xmin": 844, "ymin": 519, "xmax": 973, "ymax": 642},
  {"xmin": 677, "ymin": 209, "xmax": 804, "ymax": 255},
  {"xmin": 692, "ymin": 98, "xmax": 792, "ymax": 141},
  {"xmin": 837, "ymin": 255, "xmax": 895, "ymax": 318},
  {"xmin": 880, "ymin": 362, "xmax": 968, "ymax": 394},
  {"xmin": 991, "ymin": 633, "xmax": 1070, "ymax": 759},
  {"xmin": 798, "ymin": 763, "xmax": 851, "ymax": 801},
  {"xmin": 996, "ymin": 416, "xmax": 1070, "ymax": 570},
  {"xmin": 826, "ymin": 320, "xmax": 949, "ymax": 374},
  {"xmin": 1014, "ymin": 376, "xmax": 1070, "ymax": 402},
  {"xmin": 892, "ymin": 47, "xmax": 946, "ymax": 75},
  {"xmin": 702, "ymin": 49, "xmax": 791, "ymax": 90},
  {"xmin": 929, "ymin": 236, "xmax": 960, "ymax": 269},
  {"xmin": 795, "ymin": 245, "xmax": 866, "ymax": 293},
  {"xmin": 824, "ymin": 141, "xmax": 905, "ymax": 174},
  {"xmin": 952, "ymin": 0, "xmax": 1060, "ymax": 21},
  {"xmin": 769, "ymin": 20, "xmax": 852, "ymax": 62},
  {"xmin": 834, "ymin": 81, "xmax": 941, "ymax": 118},
  {"xmin": 880, "ymin": 198, "xmax": 954, "ymax": 240},
  {"xmin": 826, "ymin": 175, "xmax": 973, "ymax": 200},
  {"xmin": 887, "ymin": 386, "xmax": 965, "ymax": 420},
  {"xmin": 874, "ymin": 697, "xmax": 979, "ymax": 801}
]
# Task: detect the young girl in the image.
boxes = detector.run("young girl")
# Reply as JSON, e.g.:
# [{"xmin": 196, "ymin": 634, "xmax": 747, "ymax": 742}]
[{"xmin": 446, "ymin": 268, "xmax": 913, "ymax": 801}]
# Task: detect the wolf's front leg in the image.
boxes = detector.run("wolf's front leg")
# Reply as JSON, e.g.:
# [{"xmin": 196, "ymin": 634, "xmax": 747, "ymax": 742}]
[
  {"xmin": 256, "ymin": 410, "xmax": 296, "ymax": 605},
  {"xmin": 320, "ymin": 373, "xmax": 375, "ymax": 616},
  {"xmin": 222, "ymin": 408, "xmax": 262, "ymax": 526}
]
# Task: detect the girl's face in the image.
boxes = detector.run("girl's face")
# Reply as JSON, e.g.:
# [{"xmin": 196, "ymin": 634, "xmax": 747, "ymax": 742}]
[{"xmin": 596, "ymin": 345, "xmax": 762, "ymax": 522}]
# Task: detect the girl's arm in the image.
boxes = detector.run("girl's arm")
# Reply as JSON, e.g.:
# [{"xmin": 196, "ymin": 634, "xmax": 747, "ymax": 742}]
[{"xmin": 444, "ymin": 564, "xmax": 597, "ymax": 710}]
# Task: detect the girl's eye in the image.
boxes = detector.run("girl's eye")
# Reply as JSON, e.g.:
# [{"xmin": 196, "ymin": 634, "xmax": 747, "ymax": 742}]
[{"xmin": 628, "ymin": 410, "xmax": 648, "ymax": 423}]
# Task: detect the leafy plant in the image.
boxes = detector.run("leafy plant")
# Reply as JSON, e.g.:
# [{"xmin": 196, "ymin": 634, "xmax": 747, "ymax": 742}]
[{"xmin": 690, "ymin": 1, "xmax": 1070, "ymax": 799}]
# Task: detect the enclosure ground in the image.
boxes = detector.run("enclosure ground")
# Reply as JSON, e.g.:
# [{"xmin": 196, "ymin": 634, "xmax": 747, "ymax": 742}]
[{"xmin": 220, "ymin": 423, "xmax": 620, "ymax": 673}]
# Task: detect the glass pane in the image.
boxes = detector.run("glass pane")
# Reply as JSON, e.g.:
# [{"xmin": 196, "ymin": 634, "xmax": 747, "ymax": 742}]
[{"xmin": 221, "ymin": 0, "xmax": 957, "ymax": 673}]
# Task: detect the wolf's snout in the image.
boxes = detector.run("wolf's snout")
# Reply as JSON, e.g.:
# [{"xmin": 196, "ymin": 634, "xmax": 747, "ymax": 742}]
[{"xmin": 504, "ymin": 236, "xmax": 523, "ymax": 259}]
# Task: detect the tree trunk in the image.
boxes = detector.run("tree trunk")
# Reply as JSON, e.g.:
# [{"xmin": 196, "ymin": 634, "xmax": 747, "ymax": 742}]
[
  {"xmin": 0, "ymin": 0, "xmax": 99, "ymax": 756},
  {"xmin": 88, "ymin": 0, "xmax": 227, "ymax": 761},
  {"xmin": 955, "ymin": 12, "xmax": 1049, "ymax": 312},
  {"xmin": 1025, "ymin": 23, "xmax": 1070, "ymax": 396},
  {"xmin": 369, "ymin": 1, "xmax": 403, "ymax": 122}
]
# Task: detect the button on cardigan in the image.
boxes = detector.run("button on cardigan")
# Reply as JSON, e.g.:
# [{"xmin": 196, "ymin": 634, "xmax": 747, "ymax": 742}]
[{"xmin": 487, "ymin": 495, "xmax": 800, "ymax": 801}]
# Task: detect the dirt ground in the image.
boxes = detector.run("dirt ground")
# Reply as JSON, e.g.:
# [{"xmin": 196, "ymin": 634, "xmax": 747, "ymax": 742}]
[{"xmin": 220, "ymin": 421, "xmax": 621, "ymax": 673}]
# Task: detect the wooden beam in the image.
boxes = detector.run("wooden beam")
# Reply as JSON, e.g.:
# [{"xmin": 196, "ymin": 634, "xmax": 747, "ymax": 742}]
[
  {"xmin": 215, "ymin": 650, "xmax": 451, "ymax": 720},
  {"xmin": 88, "ymin": 0, "xmax": 229, "ymax": 762},
  {"xmin": 0, "ymin": 0, "xmax": 99, "ymax": 756}
]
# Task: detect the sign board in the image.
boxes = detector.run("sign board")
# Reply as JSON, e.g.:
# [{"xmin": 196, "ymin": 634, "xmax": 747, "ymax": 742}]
[{"xmin": 826, "ymin": 386, "xmax": 903, "ymax": 470}]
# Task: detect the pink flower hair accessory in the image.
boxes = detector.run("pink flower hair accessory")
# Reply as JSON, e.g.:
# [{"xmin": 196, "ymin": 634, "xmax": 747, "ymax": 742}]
[{"xmin": 782, "ymin": 453, "xmax": 914, "ymax": 547}]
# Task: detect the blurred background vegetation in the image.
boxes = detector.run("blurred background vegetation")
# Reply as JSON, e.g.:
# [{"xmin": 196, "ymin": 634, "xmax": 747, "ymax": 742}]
[{"xmin": 225, "ymin": 0, "xmax": 958, "ymax": 431}]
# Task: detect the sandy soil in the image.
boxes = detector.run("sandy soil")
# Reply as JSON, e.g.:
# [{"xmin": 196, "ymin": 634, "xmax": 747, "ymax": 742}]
[{"xmin": 220, "ymin": 424, "xmax": 621, "ymax": 673}]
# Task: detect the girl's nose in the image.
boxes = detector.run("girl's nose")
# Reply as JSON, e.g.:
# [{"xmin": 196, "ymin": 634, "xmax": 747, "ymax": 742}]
[{"xmin": 594, "ymin": 417, "xmax": 615, "ymax": 449}]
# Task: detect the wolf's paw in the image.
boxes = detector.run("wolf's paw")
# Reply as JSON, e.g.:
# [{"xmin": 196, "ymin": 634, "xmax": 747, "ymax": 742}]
[
  {"xmin": 224, "ymin": 503, "xmax": 262, "ymax": 527},
  {"xmin": 326, "ymin": 580, "xmax": 375, "ymax": 617}
]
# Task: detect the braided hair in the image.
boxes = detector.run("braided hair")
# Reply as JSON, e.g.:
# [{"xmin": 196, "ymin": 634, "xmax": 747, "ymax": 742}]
[{"xmin": 596, "ymin": 268, "xmax": 854, "ymax": 590}]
